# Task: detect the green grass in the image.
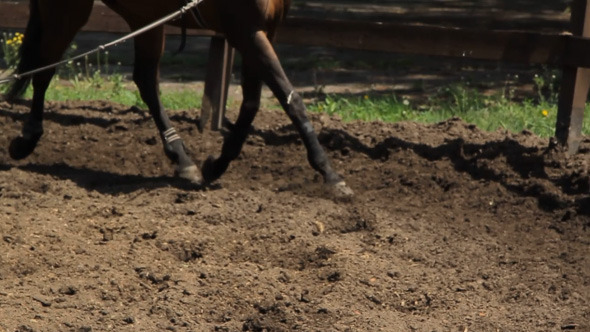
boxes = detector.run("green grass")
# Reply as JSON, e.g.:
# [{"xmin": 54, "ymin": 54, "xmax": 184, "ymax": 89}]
[
  {"xmin": 5, "ymin": 74, "xmax": 204, "ymax": 111},
  {"xmin": 307, "ymin": 85, "xmax": 590, "ymax": 138}
]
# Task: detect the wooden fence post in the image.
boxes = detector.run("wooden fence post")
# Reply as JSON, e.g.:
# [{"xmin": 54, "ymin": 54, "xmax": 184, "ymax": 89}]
[
  {"xmin": 556, "ymin": 0, "xmax": 590, "ymax": 154},
  {"xmin": 199, "ymin": 36, "xmax": 235, "ymax": 131}
]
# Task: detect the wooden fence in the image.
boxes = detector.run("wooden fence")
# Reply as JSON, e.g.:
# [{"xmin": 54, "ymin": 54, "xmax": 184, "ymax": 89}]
[{"xmin": 0, "ymin": 0, "xmax": 588, "ymax": 153}]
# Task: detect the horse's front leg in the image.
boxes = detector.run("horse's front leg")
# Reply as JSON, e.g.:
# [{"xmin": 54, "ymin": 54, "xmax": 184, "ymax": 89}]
[
  {"xmin": 132, "ymin": 27, "xmax": 202, "ymax": 185},
  {"xmin": 226, "ymin": 30, "xmax": 353, "ymax": 197},
  {"xmin": 201, "ymin": 64, "xmax": 262, "ymax": 183}
]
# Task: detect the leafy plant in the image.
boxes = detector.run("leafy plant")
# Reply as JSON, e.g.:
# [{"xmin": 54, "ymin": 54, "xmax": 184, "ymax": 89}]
[{"xmin": 0, "ymin": 32, "xmax": 23, "ymax": 70}]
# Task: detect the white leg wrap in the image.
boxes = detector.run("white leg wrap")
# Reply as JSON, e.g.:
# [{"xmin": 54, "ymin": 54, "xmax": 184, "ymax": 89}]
[
  {"xmin": 163, "ymin": 127, "xmax": 182, "ymax": 145},
  {"xmin": 286, "ymin": 90, "xmax": 294, "ymax": 105}
]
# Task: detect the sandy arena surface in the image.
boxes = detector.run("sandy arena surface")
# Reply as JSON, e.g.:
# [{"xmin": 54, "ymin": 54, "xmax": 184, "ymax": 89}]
[{"xmin": 0, "ymin": 99, "xmax": 588, "ymax": 331}]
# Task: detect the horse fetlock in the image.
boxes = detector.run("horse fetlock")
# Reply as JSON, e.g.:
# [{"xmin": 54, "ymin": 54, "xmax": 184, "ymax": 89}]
[
  {"xmin": 22, "ymin": 122, "xmax": 44, "ymax": 139},
  {"xmin": 163, "ymin": 143, "xmax": 180, "ymax": 163},
  {"xmin": 323, "ymin": 171, "xmax": 343, "ymax": 185},
  {"xmin": 163, "ymin": 139, "xmax": 192, "ymax": 164}
]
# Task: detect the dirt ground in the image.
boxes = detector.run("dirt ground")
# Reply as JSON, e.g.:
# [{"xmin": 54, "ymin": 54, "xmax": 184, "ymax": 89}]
[{"xmin": 0, "ymin": 99, "xmax": 588, "ymax": 332}]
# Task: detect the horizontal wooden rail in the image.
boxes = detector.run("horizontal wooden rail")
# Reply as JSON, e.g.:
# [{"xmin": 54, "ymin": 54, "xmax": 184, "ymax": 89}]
[{"xmin": 279, "ymin": 18, "xmax": 590, "ymax": 69}]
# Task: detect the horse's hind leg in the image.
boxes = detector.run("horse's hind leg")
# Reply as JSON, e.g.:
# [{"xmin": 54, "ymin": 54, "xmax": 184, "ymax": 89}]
[
  {"xmin": 222, "ymin": 31, "xmax": 353, "ymax": 196},
  {"xmin": 131, "ymin": 27, "xmax": 201, "ymax": 185},
  {"xmin": 9, "ymin": 0, "xmax": 93, "ymax": 160},
  {"xmin": 202, "ymin": 64, "xmax": 262, "ymax": 183}
]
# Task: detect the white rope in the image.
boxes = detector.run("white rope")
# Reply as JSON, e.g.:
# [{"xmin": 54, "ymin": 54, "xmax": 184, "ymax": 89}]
[{"xmin": 0, "ymin": 0, "xmax": 203, "ymax": 85}]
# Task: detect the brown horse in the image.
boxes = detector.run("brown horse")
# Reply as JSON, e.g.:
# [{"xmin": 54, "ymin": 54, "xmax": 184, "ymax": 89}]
[{"xmin": 5, "ymin": 0, "xmax": 353, "ymax": 196}]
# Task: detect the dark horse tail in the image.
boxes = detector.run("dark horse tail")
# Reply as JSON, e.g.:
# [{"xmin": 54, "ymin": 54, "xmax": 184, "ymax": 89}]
[{"xmin": 5, "ymin": 0, "xmax": 42, "ymax": 102}]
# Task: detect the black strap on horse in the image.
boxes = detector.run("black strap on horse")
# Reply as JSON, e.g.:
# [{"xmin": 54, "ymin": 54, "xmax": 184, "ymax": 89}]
[{"xmin": 175, "ymin": 0, "xmax": 208, "ymax": 55}]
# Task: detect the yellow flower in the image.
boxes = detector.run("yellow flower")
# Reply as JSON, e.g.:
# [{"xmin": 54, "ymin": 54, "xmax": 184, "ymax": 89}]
[
  {"xmin": 364, "ymin": 95, "xmax": 369, "ymax": 100},
  {"xmin": 6, "ymin": 39, "xmax": 12, "ymax": 45},
  {"xmin": 542, "ymin": 109, "xmax": 549, "ymax": 117}
]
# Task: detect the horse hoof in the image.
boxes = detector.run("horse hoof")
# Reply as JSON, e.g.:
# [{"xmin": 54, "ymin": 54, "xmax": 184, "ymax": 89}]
[
  {"xmin": 327, "ymin": 181, "xmax": 354, "ymax": 199},
  {"xmin": 175, "ymin": 164, "xmax": 203, "ymax": 185},
  {"xmin": 9, "ymin": 136, "xmax": 38, "ymax": 160},
  {"xmin": 201, "ymin": 155, "xmax": 224, "ymax": 184}
]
